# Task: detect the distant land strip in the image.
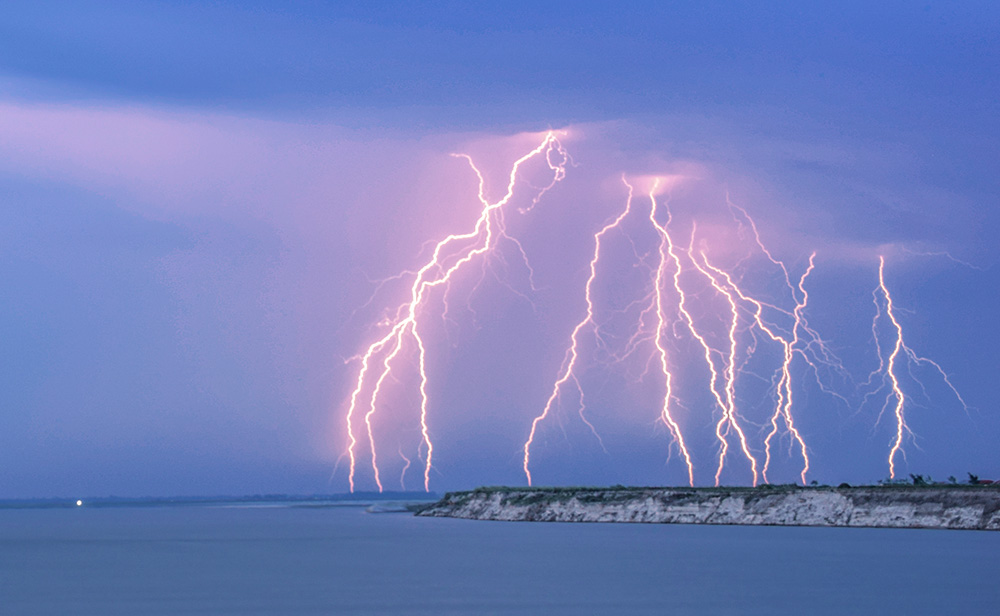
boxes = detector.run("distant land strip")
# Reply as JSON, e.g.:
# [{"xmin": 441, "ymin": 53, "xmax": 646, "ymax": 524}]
[
  {"xmin": 0, "ymin": 492, "xmax": 439, "ymax": 510},
  {"xmin": 416, "ymin": 485, "xmax": 1000, "ymax": 531}
]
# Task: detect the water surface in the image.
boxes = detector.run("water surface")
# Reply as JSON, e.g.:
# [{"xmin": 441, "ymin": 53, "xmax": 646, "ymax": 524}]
[{"xmin": 1, "ymin": 505, "xmax": 997, "ymax": 614}]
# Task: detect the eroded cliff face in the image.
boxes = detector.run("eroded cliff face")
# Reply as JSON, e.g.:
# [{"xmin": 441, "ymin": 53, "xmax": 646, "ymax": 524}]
[{"xmin": 416, "ymin": 487, "xmax": 1000, "ymax": 530}]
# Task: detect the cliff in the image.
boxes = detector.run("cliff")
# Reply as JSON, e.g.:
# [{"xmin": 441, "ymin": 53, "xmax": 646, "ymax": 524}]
[{"xmin": 416, "ymin": 486, "xmax": 1000, "ymax": 530}]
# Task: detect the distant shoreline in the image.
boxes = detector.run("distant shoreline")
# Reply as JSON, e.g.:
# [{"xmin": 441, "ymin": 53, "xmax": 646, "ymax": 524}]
[
  {"xmin": 0, "ymin": 492, "xmax": 439, "ymax": 510},
  {"xmin": 417, "ymin": 485, "xmax": 1000, "ymax": 531}
]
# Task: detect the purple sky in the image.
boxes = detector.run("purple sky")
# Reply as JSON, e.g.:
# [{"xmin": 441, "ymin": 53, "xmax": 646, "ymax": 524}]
[{"xmin": 1, "ymin": 2, "xmax": 998, "ymax": 498}]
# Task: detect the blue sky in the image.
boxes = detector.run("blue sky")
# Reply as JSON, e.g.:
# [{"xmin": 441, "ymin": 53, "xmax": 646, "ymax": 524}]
[{"xmin": 1, "ymin": 1, "xmax": 998, "ymax": 497}]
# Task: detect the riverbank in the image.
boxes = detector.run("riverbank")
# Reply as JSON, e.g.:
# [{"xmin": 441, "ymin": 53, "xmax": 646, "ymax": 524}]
[{"xmin": 417, "ymin": 485, "xmax": 1000, "ymax": 530}]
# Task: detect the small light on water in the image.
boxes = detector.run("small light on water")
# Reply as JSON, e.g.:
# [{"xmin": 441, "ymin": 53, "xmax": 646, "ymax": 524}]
[{"xmin": 76, "ymin": 500, "xmax": 82, "ymax": 507}]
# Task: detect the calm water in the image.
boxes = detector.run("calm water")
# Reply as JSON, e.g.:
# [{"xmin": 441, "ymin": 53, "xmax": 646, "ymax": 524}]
[{"xmin": 1, "ymin": 505, "xmax": 998, "ymax": 615}]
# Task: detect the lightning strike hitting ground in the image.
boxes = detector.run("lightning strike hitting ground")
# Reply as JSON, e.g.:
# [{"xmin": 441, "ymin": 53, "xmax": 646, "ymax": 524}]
[
  {"xmin": 341, "ymin": 134, "xmax": 976, "ymax": 491},
  {"xmin": 879, "ymin": 256, "xmax": 912, "ymax": 479},
  {"xmin": 701, "ymin": 254, "xmax": 815, "ymax": 485},
  {"xmin": 873, "ymin": 256, "xmax": 970, "ymax": 479},
  {"xmin": 344, "ymin": 132, "xmax": 568, "ymax": 492},
  {"xmin": 521, "ymin": 177, "xmax": 636, "ymax": 486},
  {"xmin": 645, "ymin": 181, "xmax": 695, "ymax": 486},
  {"xmin": 523, "ymin": 180, "xmax": 820, "ymax": 488},
  {"xmin": 664, "ymin": 223, "xmax": 736, "ymax": 481},
  {"xmin": 689, "ymin": 244, "xmax": 761, "ymax": 486},
  {"xmin": 769, "ymin": 255, "xmax": 816, "ymax": 485}
]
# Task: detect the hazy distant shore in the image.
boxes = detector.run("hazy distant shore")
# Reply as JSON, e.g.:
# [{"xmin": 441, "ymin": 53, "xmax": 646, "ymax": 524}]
[
  {"xmin": 417, "ymin": 485, "xmax": 1000, "ymax": 531},
  {"xmin": 0, "ymin": 492, "xmax": 438, "ymax": 510}
]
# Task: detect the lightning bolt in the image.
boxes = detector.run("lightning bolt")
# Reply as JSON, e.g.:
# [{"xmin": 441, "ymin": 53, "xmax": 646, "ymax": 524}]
[
  {"xmin": 689, "ymin": 244, "xmax": 760, "ymax": 486},
  {"xmin": 874, "ymin": 256, "xmax": 969, "ymax": 479},
  {"xmin": 398, "ymin": 446, "xmax": 412, "ymax": 490},
  {"xmin": 880, "ymin": 256, "xmax": 911, "ymax": 479},
  {"xmin": 345, "ymin": 131, "xmax": 568, "ymax": 492},
  {"xmin": 729, "ymin": 201, "xmax": 851, "ymax": 400},
  {"xmin": 724, "ymin": 201, "xmax": 857, "ymax": 484},
  {"xmin": 524, "ymin": 177, "xmax": 704, "ymax": 487},
  {"xmin": 773, "ymin": 255, "xmax": 815, "ymax": 485},
  {"xmin": 645, "ymin": 180, "xmax": 694, "ymax": 486},
  {"xmin": 664, "ymin": 225, "xmax": 735, "ymax": 481},
  {"xmin": 342, "ymin": 133, "xmax": 975, "ymax": 491},
  {"xmin": 701, "ymin": 253, "xmax": 816, "ymax": 485},
  {"xmin": 522, "ymin": 176, "xmax": 634, "ymax": 486}
]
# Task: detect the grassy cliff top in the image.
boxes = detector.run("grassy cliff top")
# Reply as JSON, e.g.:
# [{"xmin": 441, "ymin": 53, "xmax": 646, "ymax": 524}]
[{"xmin": 443, "ymin": 482, "xmax": 999, "ymax": 501}]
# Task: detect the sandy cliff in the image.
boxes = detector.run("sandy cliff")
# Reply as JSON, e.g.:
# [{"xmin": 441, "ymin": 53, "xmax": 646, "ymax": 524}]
[{"xmin": 417, "ymin": 486, "xmax": 1000, "ymax": 530}]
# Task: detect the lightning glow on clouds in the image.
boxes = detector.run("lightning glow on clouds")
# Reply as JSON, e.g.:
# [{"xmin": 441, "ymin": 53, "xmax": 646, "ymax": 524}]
[{"xmin": 0, "ymin": 100, "xmax": 988, "ymax": 494}]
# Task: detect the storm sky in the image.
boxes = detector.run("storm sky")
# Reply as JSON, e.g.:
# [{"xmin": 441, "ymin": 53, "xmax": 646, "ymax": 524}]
[{"xmin": 2, "ymin": 1, "xmax": 998, "ymax": 498}]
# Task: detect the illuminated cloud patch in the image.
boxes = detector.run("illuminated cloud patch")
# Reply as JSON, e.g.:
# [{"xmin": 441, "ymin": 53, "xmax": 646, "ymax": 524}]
[{"xmin": 0, "ymin": 98, "xmax": 994, "ymax": 496}]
